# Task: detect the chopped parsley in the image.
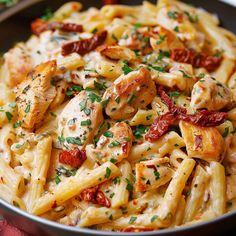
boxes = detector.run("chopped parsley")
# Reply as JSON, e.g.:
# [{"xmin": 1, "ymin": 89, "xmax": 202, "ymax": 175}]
[
  {"xmin": 81, "ymin": 119, "xmax": 92, "ymax": 126},
  {"xmin": 134, "ymin": 22, "xmax": 142, "ymax": 28},
  {"xmin": 231, "ymin": 127, "xmax": 236, "ymax": 134},
  {"xmin": 50, "ymin": 111, "xmax": 57, "ymax": 117},
  {"xmin": 113, "ymin": 177, "xmax": 121, "ymax": 185},
  {"xmin": 100, "ymin": 98, "xmax": 109, "ymax": 108},
  {"xmin": 5, "ymin": 112, "xmax": 13, "ymax": 121},
  {"xmin": 156, "ymin": 35, "xmax": 166, "ymax": 45},
  {"xmin": 198, "ymin": 73, "xmax": 205, "ymax": 78},
  {"xmin": 105, "ymin": 167, "xmax": 111, "ymax": 179},
  {"xmin": 168, "ymin": 91, "xmax": 181, "ymax": 97},
  {"xmin": 13, "ymin": 121, "xmax": 22, "ymax": 128},
  {"xmin": 167, "ymin": 11, "xmax": 179, "ymax": 19},
  {"xmin": 129, "ymin": 216, "xmax": 137, "ymax": 224},
  {"xmin": 125, "ymin": 178, "xmax": 133, "ymax": 191},
  {"xmin": 25, "ymin": 102, "xmax": 31, "ymax": 113},
  {"xmin": 87, "ymin": 91, "xmax": 102, "ymax": 103},
  {"xmin": 154, "ymin": 170, "xmax": 160, "ymax": 180},
  {"xmin": 103, "ymin": 131, "xmax": 113, "ymax": 138},
  {"xmin": 146, "ymin": 114, "xmax": 152, "ymax": 120},
  {"xmin": 41, "ymin": 7, "xmax": 53, "ymax": 21},
  {"xmin": 56, "ymin": 166, "xmax": 77, "ymax": 177},
  {"xmin": 15, "ymin": 143, "xmax": 23, "ymax": 149},
  {"xmin": 179, "ymin": 70, "xmax": 192, "ymax": 78},
  {"xmin": 157, "ymin": 50, "xmax": 170, "ymax": 61},
  {"xmin": 110, "ymin": 158, "xmax": 117, "ymax": 164},
  {"xmin": 55, "ymin": 175, "xmax": 61, "ymax": 184},
  {"xmin": 173, "ymin": 26, "xmax": 179, "ymax": 32},
  {"xmin": 184, "ymin": 11, "xmax": 199, "ymax": 23},
  {"xmin": 66, "ymin": 137, "xmax": 82, "ymax": 146},
  {"xmin": 222, "ymin": 127, "xmax": 229, "ymax": 137},
  {"xmin": 91, "ymin": 28, "xmax": 98, "ymax": 34},
  {"xmin": 213, "ymin": 50, "xmax": 224, "ymax": 58},
  {"xmin": 66, "ymin": 85, "xmax": 83, "ymax": 96},
  {"xmin": 133, "ymin": 125, "xmax": 148, "ymax": 139},
  {"xmin": 94, "ymin": 80, "xmax": 107, "ymax": 91},
  {"xmin": 122, "ymin": 61, "xmax": 133, "ymax": 75},
  {"xmin": 115, "ymin": 96, "xmax": 121, "ymax": 104},
  {"xmin": 109, "ymin": 193, "xmax": 115, "ymax": 198},
  {"xmin": 112, "ymin": 33, "xmax": 118, "ymax": 41},
  {"xmin": 150, "ymin": 215, "xmax": 158, "ymax": 223},
  {"xmin": 148, "ymin": 65, "xmax": 165, "ymax": 72},
  {"xmin": 120, "ymin": 207, "xmax": 128, "ymax": 214},
  {"xmin": 108, "ymin": 140, "xmax": 121, "ymax": 148}
]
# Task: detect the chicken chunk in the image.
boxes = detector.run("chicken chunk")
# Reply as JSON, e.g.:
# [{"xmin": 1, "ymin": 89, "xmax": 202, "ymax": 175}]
[
  {"xmin": 191, "ymin": 76, "xmax": 235, "ymax": 111},
  {"xmin": 86, "ymin": 122, "xmax": 133, "ymax": 164},
  {"xmin": 103, "ymin": 68, "xmax": 156, "ymax": 119},
  {"xmin": 179, "ymin": 120, "xmax": 224, "ymax": 162},
  {"xmin": 3, "ymin": 43, "xmax": 33, "ymax": 87},
  {"xmin": 57, "ymin": 90, "xmax": 103, "ymax": 149},
  {"xmin": 150, "ymin": 26, "xmax": 184, "ymax": 53},
  {"xmin": 135, "ymin": 158, "xmax": 173, "ymax": 192},
  {"xmin": 97, "ymin": 45, "xmax": 136, "ymax": 61},
  {"xmin": 16, "ymin": 60, "xmax": 57, "ymax": 129}
]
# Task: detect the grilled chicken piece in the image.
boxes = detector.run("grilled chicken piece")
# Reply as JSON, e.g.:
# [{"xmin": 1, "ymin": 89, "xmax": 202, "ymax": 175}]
[
  {"xmin": 150, "ymin": 26, "xmax": 184, "ymax": 53},
  {"xmin": 191, "ymin": 76, "xmax": 235, "ymax": 111},
  {"xmin": 57, "ymin": 90, "xmax": 103, "ymax": 149},
  {"xmin": 103, "ymin": 67, "xmax": 156, "ymax": 119},
  {"xmin": 135, "ymin": 158, "xmax": 174, "ymax": 192},
  {"xmin": 3, "ymin": 43, "xmax": 33, "ymax": 87},
  {"xmin": 179, "ymin": 120, "xmax": 224, "ymax": 162},
  {"xmin": 86, "ymin": 122, "xmax": 133, "ymax": 164},
  {"xmin": 16, "ymin": 60, "xmax": 57, "ymax": 129},
  {"xmin": 98, "ymin": 45, "xmax": 136, "ymax": 61}
]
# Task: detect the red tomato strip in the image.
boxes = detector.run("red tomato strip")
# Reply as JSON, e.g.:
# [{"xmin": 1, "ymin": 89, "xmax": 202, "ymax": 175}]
[
  {"xmin": 171, "ymin": 48, "xmax": 222, "ymax": 72},
  {"xmin": 145, "ymin": 87, "xmax": 227, "ymax": 141},
  {"xmin": 59, "ymin": 149, "xmax": 86, "ymax": 168},
  {"xmin": 31, "ymin": 19, "xmax": 83, "ymax": 36},
  {"xmin": 80, "ymin": 186, "xmax": 111, "ymax": 207},
  {"xmin": 61, "ymin": 30, "xmax": 107, "ymax": 56}
]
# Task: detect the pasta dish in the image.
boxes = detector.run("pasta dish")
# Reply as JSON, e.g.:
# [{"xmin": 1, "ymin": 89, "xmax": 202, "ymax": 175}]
[{"xmin": 1, "ymin": 0, "xmax": 236, "ymax": 232}]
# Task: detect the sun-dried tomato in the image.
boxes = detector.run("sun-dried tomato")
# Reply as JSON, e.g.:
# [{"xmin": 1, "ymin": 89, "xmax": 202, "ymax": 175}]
[
  {"xmin": 96, "ymin": 191, "xmax": 111, "ymax": 207},
  {"xmin": 80, "ymin": 186, "xmax": 98, "ymax": 203},
  {"xmin": 171, "ymin": 48, "xmax": 222, "ymax": 72},
  {"xmin": 145, "ymin": 112, "xmax": 176, "ymax": 142},
  {"xmin": 177, "ymin": 110, "xmax": 227, "ymax": 127},
  {"xmin": 121, "ymin": 227, "xmax": 154, "ymax": 232},
  {"xmin": 80, "ymin": 186, "xmax": 111, "ymax": 207},
  {"xmin": 158, "ymin": 87, "xmax": 227, "ymax": 127},
  {"xmin": 31, "ymin": 19, "xmax": 83, "ymax": 36},
  {"xmin": 59, "ymin": 149, "xmax": 86, "ymax": 168},
  {"xmin": 61, "ymin": 30, "xmax": 107, "ymax": 56}
]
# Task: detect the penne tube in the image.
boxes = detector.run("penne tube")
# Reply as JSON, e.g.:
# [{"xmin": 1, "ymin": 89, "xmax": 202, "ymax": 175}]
[
  {"xmin": 208, "ymin": 162, "xmax": 226, "ymax": 216},
  {"xmin": 156, "ymin": 158, "xmax": 195, "ymax": 226},
  {"xmin": 32, "ymin": 162, "xmax": 121, "ymax": 215},
  {"xmin": 183, "ymin": 165, "xmax": 209, "ymax": 223},
  {"xmin": 27, "ymin": 137, "xmax": 52, "ymax": 212}
]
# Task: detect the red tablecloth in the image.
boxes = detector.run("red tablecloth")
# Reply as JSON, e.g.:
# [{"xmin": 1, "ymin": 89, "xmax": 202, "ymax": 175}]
[{"xmin": 0, "ymin": 220, "xmax": 29, "ymax": 236}]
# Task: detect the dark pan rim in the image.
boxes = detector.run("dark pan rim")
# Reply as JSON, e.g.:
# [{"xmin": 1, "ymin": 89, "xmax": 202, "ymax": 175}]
[
  {"xmin": 1, "ymin": 198, "xmax": 236, "ymax": 235},
  {"xmin": 0, "ymin": 0, "xmax": 236, "ymax": 235}
]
